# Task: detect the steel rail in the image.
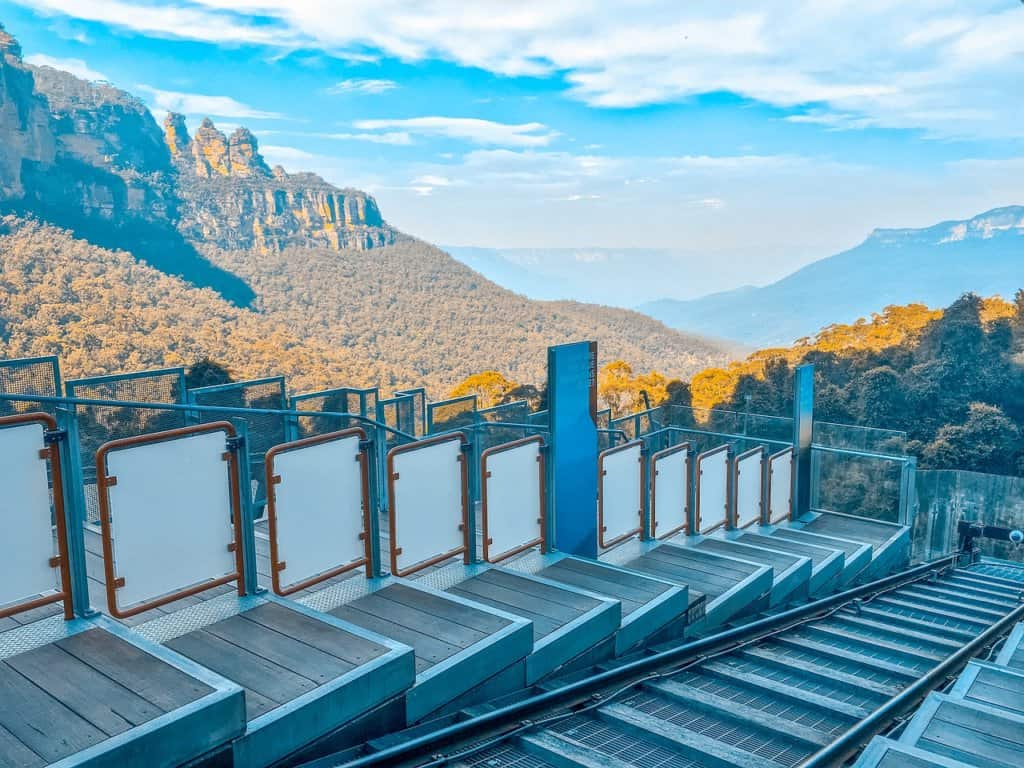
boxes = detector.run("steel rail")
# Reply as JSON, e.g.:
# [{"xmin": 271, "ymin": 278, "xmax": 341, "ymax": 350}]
[
  {"xmin": 0, "ymin": 391, "xmax": 418, "ymax": 442},
  {"xmin": 798, "ymin": 592, "xmax": 1024, "ymax": 767},
  {"xmin": 307, "ymin": 552, "xmax": 971, "ymax": 768}
]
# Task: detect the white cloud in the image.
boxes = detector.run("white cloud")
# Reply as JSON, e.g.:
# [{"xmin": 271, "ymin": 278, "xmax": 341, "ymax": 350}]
[
  {"xmin": 135, "ymin": 85, "xmax": 283, "ymax": 119},
  {"xmin": 24, "ymin": 53, "xmax": 108, "ymax": 81},
  {"xmin": 321, "ymin": 131, "xmax": 413, "ymax": 145},
  {"xmin": 562, "ymin": 194, "xmax": 601, "ymax": 201},
  {"xmin": 352, "ymin": 116, "xmax": 557, "ymax": 147},
  {"xmin": 411, "ymin": 174, "xmax": 454, "ymax": 187},
  {"xmin": 326, "ymin": 78, "xmax": 398, "ymax": 95},
  {"xmin": 12, "ymin": 1, "xmax": 1024, "ymax": 137},
  {"xmin": 696, "ymin": 198, "xmax": 724, "ymax": 210},
  {"xmin": 260, "ymin": 144, "xmax": 315, "ymax": 165}
]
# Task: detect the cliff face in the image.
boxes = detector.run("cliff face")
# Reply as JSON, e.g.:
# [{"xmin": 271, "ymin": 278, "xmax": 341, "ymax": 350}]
[
  {"xmin": 165, "ymin": 114, "xmax": 395, "ymax": 252},
  {"xmin": 1, "ymin": 22, "xmax": 394, "ymax": 292}
]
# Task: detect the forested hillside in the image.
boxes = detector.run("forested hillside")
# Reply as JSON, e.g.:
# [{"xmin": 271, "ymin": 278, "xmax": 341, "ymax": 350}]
[
  {"xmin": 658, "ymin": 294, "xmax": 1024, "ymax": 474},
  {"xmin": 0, "ymin": 217, "xmax": 728, "ymax": 393}
]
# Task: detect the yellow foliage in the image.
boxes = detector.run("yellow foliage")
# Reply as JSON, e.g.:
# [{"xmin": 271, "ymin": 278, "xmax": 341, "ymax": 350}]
[
  {"xmin": 598, "ymin": 360, "xmax": 670, "ymax": 416},
  {"xmin": 448, "ymin": 370, "xmax": 518, "ymax": 408}
]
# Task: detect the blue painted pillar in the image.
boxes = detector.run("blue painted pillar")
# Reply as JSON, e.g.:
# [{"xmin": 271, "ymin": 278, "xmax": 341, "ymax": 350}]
[
  {"xmin": 548, "ymin": 341, "xmax": 599, "ymax": 557},
  {"xmin": 792, "ymin": 363, "xmax": 814, "ymax": 520}
]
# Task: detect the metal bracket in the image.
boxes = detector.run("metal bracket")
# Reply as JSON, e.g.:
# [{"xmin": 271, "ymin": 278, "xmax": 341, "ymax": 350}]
[
  {"xmin": 225, "ymin": 435, "xmax": 245, "ymax": 453},
  {"xmin": 460, "ymin": 442, "xmax": 473, "ymax": 453},
  {"xmin": 43, "ymin": 428, "xmax": 67, "ymax": 445},
  {"xmin": 358, "ymin": 439, "xmax": 373, "ymax": 451}
]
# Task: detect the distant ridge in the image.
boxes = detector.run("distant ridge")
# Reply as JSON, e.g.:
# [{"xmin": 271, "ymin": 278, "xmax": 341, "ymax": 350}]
[{"xmin": 640, "ymin": 206, "xmax": 1024, "ymax": 347}]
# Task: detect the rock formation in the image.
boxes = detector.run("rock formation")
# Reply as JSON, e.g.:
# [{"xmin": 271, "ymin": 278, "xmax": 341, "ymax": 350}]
[{"xmin": 164, "ymin": 113, "xmax": 394, "ymax": 252}]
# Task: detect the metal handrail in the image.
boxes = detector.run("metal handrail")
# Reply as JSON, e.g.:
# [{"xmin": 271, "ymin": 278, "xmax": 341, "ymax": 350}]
[{"xmin": 0, "ymin": 392, "xmax": 418, "ymax": 442}]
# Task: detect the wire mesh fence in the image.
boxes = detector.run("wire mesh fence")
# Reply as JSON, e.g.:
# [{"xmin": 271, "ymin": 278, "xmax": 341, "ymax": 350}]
[{"xmin": 0, "ymin": 356, "xmax": 61, "ymax": 416}]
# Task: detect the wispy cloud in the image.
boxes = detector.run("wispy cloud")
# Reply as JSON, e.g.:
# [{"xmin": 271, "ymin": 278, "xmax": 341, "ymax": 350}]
[
  {"xmin": 352, "ymin": 117, "xmax": 558, "ymax": 147},
  {"xmin": 135, "ymin": 85, "xmax": 283, "ymax": 119},
  {"xmin": 15, "ymin": 1, "xmax": 1023, "ymax": 138},
  {"xmin": 321, "ymin": 131, "xmax": 413, "ymax": 145},
  {"xmin": 260, "ymin": 145, "xmax": 315, "ymax": 165},
  {"xmin": 326, "ymin": 78, "xmax": 398, "ymax": 95},
  {"xmin": 24, "ymin": 53, "xmax": 107, "ymax": 81}
]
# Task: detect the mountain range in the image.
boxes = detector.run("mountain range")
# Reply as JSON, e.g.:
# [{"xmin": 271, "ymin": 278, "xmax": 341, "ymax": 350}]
[
  {"xmin": 640, "ymin": 206, "xmax": 1024, "ymax": 347},
  {"xmin": 0, "ymin": 23, "xmax": 730, "ymax": 393}
]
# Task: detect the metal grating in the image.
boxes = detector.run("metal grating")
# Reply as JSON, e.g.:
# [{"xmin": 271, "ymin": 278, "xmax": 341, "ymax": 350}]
[
  {"xmin": 622, "ymin": 691, "xmax": 812, "ymax": 767},
  {"xmin": 716, "ymin": 655, "xmax": 884, "ymax": 710},
  {"xmin": 548, "ymin": 716, "xmax": 704, "ymax": 768},
  {"xmin": 759, "ymin": 641, "xmax": 906, "ymax": 687},
  {"xmin": 458, "ymin": 744, "xmax": 554, "ymax": 768},
  {"xmin": 869, "ymin": 599, "xmax": 987, "ymax": 634},
  {"xmin": 667, "ymin": 671, "xmax": 852, "ymax": 734},
  {"xmin": 786, "ymin": 629, "xmax": 931, "ymax": 673}
]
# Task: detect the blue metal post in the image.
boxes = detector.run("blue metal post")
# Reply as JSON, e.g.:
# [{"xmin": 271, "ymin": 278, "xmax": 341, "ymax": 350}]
[
  {"xmin": 231, "ymin": 418, "xmax": 261, "ymax": 595},
  {"xmin": 548, "ymin": 341, "xmax": 599, "ymax": 557},
  {"xmin": 369, "ymin": 424, "xmax": 386, "ymax": 578},
  {"xmin": 56, "ymin": 406, "xmax": 95, "ymax": 617},
  {"xmin": 793, "ymin": 363, "xmax": 815, "ymax": 520}
]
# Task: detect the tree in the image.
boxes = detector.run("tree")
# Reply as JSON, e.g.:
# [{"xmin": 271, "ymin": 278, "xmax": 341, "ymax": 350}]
[
  {"xmin": 448, "ymin": 370, "xmax": 518, "ymax": 409},
  {"xmin": 186, "ymin": 358, "xmax": 234, "ymax": 389}
]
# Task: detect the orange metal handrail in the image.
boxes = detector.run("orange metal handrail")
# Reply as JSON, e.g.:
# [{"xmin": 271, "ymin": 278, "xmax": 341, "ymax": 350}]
[
  {"xmin": 598, "ymin": 440, "xmax": 645, "ymax": 549},
  {"xmin": 95, "ymin": 422, "xmax": 245, "ymax": 619},
  {"xmin": 264, "ymin": 428, "xmax": 372, "ymax": 595},
  {"xmin": 387, "ymin": 432, "xmax": 469, "ymax": 577},
  {"xmin": 0, "ymin": 413, "xmax": 74, "ymax": 621},
  {"xmin": 695, "ymin": 444, "xmax": 731, "ymax": 534},
  {"xmin": 730, "ymin": 446, "xmax": 765, "ymax": 530},
  {"xmin": 767, "ymin": 447, "xmax": 795, "ymax": 524},
  {"xmin": 480, "ymin": 436, "xmax": 546, "ymax": 563},
  {"xmin": 649, "ymin": 441, "xmax": 691, "ymax": 540}
]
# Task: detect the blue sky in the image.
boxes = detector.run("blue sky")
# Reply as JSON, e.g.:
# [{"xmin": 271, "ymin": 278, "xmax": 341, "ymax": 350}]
[{"xmin": 2, "ymin": 1, "xmax": 1022, "ymax": 286}]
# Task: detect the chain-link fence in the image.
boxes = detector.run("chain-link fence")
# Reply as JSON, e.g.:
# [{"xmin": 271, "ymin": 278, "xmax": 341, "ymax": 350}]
[{"xmin": 0, "ymin": 356, "xmax": 61, "ymax": 416}]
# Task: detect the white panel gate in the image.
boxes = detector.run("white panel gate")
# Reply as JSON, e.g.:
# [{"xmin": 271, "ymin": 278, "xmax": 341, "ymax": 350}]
[
  {"xmin": 266, "ymin": 429, "xmax": 371, "ymax": 595},
  {"xmin": 767, "ymin": 448, "xmax": 794, "ymax": 524},
  {"xmin": 97, "ymin": 423, "xmax": 243, "ymax": 618},
  {"xmin": 650, "ymin": 443, "xmax": 690, "ymax": 539},
  {"xmin": 696, "ymin": 445, "xmax": 730, "ymax": 534},
  {"xmin": 0, "ymin": 413, "xmax": 70, "ymax": 618},
  {"xmin": 388, "ymin": 433, "xmax": 468, "ymax": 576},
  {"xmin": 599, "ymin": 441, "xmax": 644, "ymax": 548},
  {"xmin": 481, "ymin": 436, "xmax": 545, "ymax": 562},
  {"xmin": 732, "ymin": 447, "xmax": 765, "ymax": 529}
]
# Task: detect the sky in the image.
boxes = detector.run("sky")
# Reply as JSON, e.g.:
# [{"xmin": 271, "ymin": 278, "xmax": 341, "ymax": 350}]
[{"xmin": 1, "ymin": 1, "xmax": 1022, "ymax": 286}]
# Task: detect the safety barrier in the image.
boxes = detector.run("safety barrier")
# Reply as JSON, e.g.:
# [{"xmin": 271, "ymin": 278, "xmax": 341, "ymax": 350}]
[
  {"xmin": 0, "ymin": 355, "xmax": 61, "ymax": 416},
  {"xmin": 394, "ymin": 388, "xmax": 427, "ymax": 436},
  {"xmin": 650, "ymin": 442, "xmax": 690, "ymax": 539},
  {"xmin": 67, "ymin": 367, "xmax": 189, "ymax": 523},
  {"xmin": 95, "ymin": 422, "xmax": 245, "ymax": 618},
  {"xmin": 0, "ymin": 413, "xmax": 73, "ymax": 620},
  {"xmin": 387, "ymin": 433, "xmax": 469, "ymax": 577},
  {"xmin": 480, "ymin": 436, "xmax": 546, "ymax": 562},
  {"xmin": 598, "ymin": 440, "xmax": 644, "ymax": 548},
  {"xmin": 290, "ymin": 386, "xmax": 379, "ymax": 438},
  {"xmin": 695, "ymin": 444, "xmax": 730, "ymax": 534},
  {"xmin": 427, "ymin": 394, "xmax": 477, "ymax": 434},
  {"xmin": 767, "ymin": 447, "xmax": 794, "ymax": 524},
  {"xmin": 264, "ymin": 429, "xmax": 372, "ymax": 595},
  {"xmin": 731, "ymin": 446, "xmax": 765, "ymax": 529}
]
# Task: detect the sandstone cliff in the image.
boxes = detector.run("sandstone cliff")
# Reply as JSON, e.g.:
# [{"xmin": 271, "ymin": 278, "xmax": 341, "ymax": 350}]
[{"xmin": 165, "ymin": 114, "xmax": 394, "ymax": 252}]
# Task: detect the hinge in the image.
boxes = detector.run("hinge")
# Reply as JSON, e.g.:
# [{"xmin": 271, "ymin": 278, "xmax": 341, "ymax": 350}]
[
  {"xmin": 460, "ymin": 442, "xmax": 472, "ymax": 453},
  {"xmin": 274, "ymin": 561, "xmax": 287, "ymax": 572},
  {"xmin": 48, "ymin": 556, "xmax": 62, "ymax": 568},
  {"xmin": 43, "ymin": 428, "xmax": 67, "ymax": 445},
  {"xmin": 227, "ymin": 542, "xmax": 238, "ymax": 552},
  {"xmin": 394, "ymin": 547, "xmax": 403, "ymax": 556},
  {"xmin": 225, "ymin": 435, "xmax": 245, "ymax": 453},
  {"xmin": 484, "ymin": 470, "xmax": 492, "ymax": 478},
  {"xmin": 114, "ymin": 577, "xmax": 126, "ymax": 588},
  {"xmin": 358, "ymin": 439, "xmax": 373, "ymax": 451},
  {"xmin": 104, "ymin": 476, "xmax": 118, "ymax": 487},
  {"xmin": 392, "ymin": 471, "xmax": 400, "ymax": 481},
  {"xmin": 270, "ymin": 474, "xmax": 282, "ymax": 485},
  {"xmin": 358, "ymin": 531, "xmax": 367, "ymax": 540}
]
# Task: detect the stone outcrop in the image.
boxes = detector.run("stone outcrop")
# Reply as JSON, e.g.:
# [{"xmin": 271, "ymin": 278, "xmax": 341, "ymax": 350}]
[
  {"xmin": 1, "ymin": 23, "xmax": 394, "ymax": 262},
  {"xmin": 164, "ymin": 114, "xmax": 394, "ymax": 252}
]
